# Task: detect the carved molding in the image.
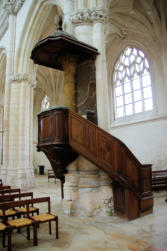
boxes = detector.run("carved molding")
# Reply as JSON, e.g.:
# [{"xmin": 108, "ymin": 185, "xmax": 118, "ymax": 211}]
[
  {"xmin": 9, "ymin": 73, "xmax": 36, "ymax": 87},
  {"xmin": 71, "ymin": 8, "xmax": 108, "ymax": 26},
  {"xmin": 3, "ymin": 0, "xmax": 25, "ymax": 15}
]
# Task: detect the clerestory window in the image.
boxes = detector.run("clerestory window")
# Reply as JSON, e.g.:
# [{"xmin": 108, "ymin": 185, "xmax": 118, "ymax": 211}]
[
  {"xmin": 113, "ymin": 47, "xmax": 153, "ymax": 119},
  {"xmin": 41, "ymin": 95, "xmax": 50, "ymax": 111}
]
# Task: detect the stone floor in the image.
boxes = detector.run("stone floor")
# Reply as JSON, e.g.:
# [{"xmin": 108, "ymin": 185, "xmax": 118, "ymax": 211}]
[{"xmin": 1, "ymin": 175, "xmax": 167, "ymax": 251}]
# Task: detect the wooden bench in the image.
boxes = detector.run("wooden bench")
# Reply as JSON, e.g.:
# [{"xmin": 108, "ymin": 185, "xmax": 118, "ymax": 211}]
[
  {"xmin": 152, "ymin": 170, "xmax": 167, "ymax": 191},
  {"xmin": 48, "ymin": 170, "xmax": 56, "ymax": 183},
  {"xmin": 0, "ymin": 196, "xmax": 58, "ymax": 250}
]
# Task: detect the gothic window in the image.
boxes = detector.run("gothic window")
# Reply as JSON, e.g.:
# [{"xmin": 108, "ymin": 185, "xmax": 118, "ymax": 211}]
[
  {"xmin": 113, "ymin": 47, "xmax": 153, "ymax": 119},
  {"xmin": 41, "ymin": 95, "xmax": 50, "ymax": 111}
]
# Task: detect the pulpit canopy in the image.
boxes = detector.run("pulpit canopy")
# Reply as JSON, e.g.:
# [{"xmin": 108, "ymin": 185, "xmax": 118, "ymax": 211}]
[{"xmin": 30, "ymin": 17, "xmax": 99, "ymax": 70}]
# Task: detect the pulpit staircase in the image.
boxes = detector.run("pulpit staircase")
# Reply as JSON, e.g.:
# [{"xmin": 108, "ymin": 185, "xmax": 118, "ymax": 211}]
[{"xmin": 37, "ymin": 107, "xmax": 153, "ymax": 220}]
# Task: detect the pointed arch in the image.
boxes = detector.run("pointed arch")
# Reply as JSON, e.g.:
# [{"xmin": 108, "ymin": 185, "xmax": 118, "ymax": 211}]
[{"xmin": 112, "ymin": 46, "xmax": 153, "ymax": 119}]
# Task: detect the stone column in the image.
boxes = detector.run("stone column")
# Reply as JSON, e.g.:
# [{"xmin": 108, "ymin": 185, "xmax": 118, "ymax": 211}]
[
  {"xmin": 75, "ymin": 156, "xmax": 100, "ymax": 216},
  {"xmin": 64, "ymin": 8, "xmax": 113, "ymax": 217},
  {"xmin": 71, "ymin": 10, "xmax": 93, "ymax": 45},
  {"xmin": 63, "ymin": 160, "xmax": 78, "ymax": 215},
  {"xmin": 92, "ymin": 8, "xmax": 110, "ymax": 131},
  {"xmin": 63, "ymin": 155, "xmax": 113, "ymax": 217},
  {"xmin": 63, "ymin": 0, "xmax": 74, "ymax": 34},
  {"xmin": 77, "ymin": 0, "xmax": 85, "ymax": 9},
  {"xmin": 99, "ymin": 171, "xmax": 113, "ymax": 216},
  {"xmin": 0, "ymin": 105, "xmax": 4, "ymax": 166},
  {"xmin": 71, "ymin": 8, "xmax": 110, "ymax": 130},
  {"xmin": 5, "ymin": 74, "xmax": 35, "ymax": 189},
  {"xmin": 1, "ymin": 1, "xmax": 17, "ymax": 179},
  {"xmin": 1, "ymin": 0, "xmax": 34, "ymax": 189},
  {"xmin": 60, "ymin": 54, "xmax": 77, "ymax": 111}
]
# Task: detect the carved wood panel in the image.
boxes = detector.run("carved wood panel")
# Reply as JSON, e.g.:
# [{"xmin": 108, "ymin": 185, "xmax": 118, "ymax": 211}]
[
  {"xmin": 38, "ymin": 108, "xmax": 69, "ymax": 146},
  {"xmin": 113, "ymin": 182, "xmax": 126, "ymax": 215}
]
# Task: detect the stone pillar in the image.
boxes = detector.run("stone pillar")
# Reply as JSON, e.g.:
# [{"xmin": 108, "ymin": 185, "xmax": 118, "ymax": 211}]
[
  {"xmin": 64, "ymin": 7, "xmax": 113, "ymax": 217},
  {"xmin": 63, "ymin": 160, "xmax": 78, "ymax": 215},
  {"xmin": 77, "ymin": 0, "xmax": 85, "ymax": 9},
  {"xmin": 92, "ymin": 8, "xmax": 110, "ymax": 131},
  {"xmin": 63, "ymin": 156, "xmax": 113, "ymax": 217},
  {"xmin": 6, "ymin": 74, "xmax": 35, "ymax": 189},
  {"xmin": 71, "ymin": 10, "xmax": 93, "ymax": 45},
  {"xmin": 0, "ymin": 105, "xmax": 4, "ymax": 166},
  {"xmin": 1, "ymin": 1, "xmax": 17, "ymax": 179},
  {"xmin": 75, "ymin": 156, "xmax": 100, "ymax": 216},
  {"xmin": 99, "ymin": 171, "xmax": 113, "ymax": 216},
  {"xmin": 71, "ymin": 8, "xmax": 110, "ymax": 130},
  {"xmin": 89, "ymin": 0, "xmax": 97, "ymax": 9},
  {"xmin": 63, "ymin": 0, "xmax": 74, "ymax": 34},
  {"xmin": 1, "ymin": 1, "xmax": 34, "ymax": 189},
  {"xmin": 60, "ymin": 54, "xmax": 77, "ymax": 111}
]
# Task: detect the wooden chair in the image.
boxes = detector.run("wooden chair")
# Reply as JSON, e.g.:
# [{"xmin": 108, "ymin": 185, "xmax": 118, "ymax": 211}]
[
  {"xmin": 0, "ymin": 208, "xmax": 18, "ymax": 222},
  {"xmin": 152, "ymin": 170, "xmax": 167, "ymax": 191},
  {"xmin": 0, "ymin": 221, "xmax": 12, "ymax": 250},
  {"xmin": 0, "ymin": 192, "xmax": 39, "ymax": 216},
  {"xmin": 48, "ymin": 170, "xmax": 56, "ymax": 183},
  {"xmin": 0, "ymin": 197, "xmax": 58, "ymax": 248},
  {"xmin": 0, "ymin": 179, "xmax": 3, "ymax": 189},
  {"xmin": 0, "ymin": 200, "xmax": 38, "ymax": 251},
  {"xmin": 0, "ymin": 186, "xmax": 11, "ymax": 192},
  {"xmin": 0, "ymin": 188, "xmax": 20, "ymax": 196},
  {"xmin": 16, "ymin": 193, "xmax": 39, "ymax": 217},
  {"xmin": 0, "ymin": 189, "xmax": 21, "ymax": 221},
  {"xmin": 29, "ymin": 197, "xmax": 59, "ymax": 243},
  {"xmin": 0, "ymin": 195, "xmax": 18, "ymax": 222}
]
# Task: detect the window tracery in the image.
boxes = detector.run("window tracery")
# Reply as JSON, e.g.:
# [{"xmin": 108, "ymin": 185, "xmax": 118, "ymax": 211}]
[{"xmin": 113, "ymin": 47, "xmax": 153, "ymax": 119}]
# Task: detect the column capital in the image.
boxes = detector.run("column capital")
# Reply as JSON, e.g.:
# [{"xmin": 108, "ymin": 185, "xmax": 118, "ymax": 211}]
[
  {"xmin": 71, "ymin": 8, "xmax": 108, "ymax": 26},
  {"xmin": 3, "ymin": 0, "xmax": 25, "ymax": 15},
  {"xmin": 9, "ymin": 73, "xmax": 36, "ymax": 87}
]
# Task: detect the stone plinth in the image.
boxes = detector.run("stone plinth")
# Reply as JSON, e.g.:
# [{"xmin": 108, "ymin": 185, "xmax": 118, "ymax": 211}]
[{"xmin": 63, "ymin": 156, "xmax": 113, "ymax": 216}]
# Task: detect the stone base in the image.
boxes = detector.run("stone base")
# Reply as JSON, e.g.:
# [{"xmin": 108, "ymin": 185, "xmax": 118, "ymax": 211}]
[
  {"xmin": 0, "ymin": 167, "xmax": 34, "ymax": 189},
  {"xmin": 63, "ymin": 156, "xmax": 113, "ymax": 217}
]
